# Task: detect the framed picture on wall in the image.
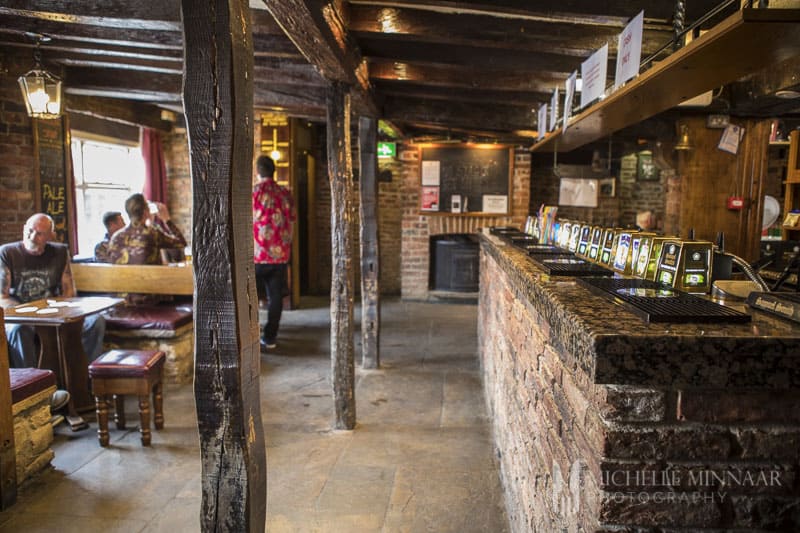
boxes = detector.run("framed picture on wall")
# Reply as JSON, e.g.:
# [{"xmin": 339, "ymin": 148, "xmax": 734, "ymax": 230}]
[{"xmin": 637, "ymin": 151, "xmax": 659, "ymax": 181}]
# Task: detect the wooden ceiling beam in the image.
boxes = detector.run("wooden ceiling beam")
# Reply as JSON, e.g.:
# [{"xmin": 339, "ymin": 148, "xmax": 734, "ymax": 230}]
[
  {"xmin": 65, "ymin": 94, "xmax": 174, "ymax": 131},
  {"xmin": 0, "ymin": 3, "xmax": 181, "ymax": 31},
  {"xmin": 373, "ymin": 79, "xmax": 549, "ymax": 107},
  {"xmin": 381, "ymin": 95, "xmax": 536, "ymax": 132},
  {"xmin": 262, "ymin": 0, "xmax": 378, "ymax": 115},
  {"xmin": 368, "ymin": 58, "xmax": 566, "ymax": 92}
]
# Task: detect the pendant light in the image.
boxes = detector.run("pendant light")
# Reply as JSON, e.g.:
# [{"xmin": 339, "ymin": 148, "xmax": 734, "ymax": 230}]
[{"xmin": 18, "ymin": 34, "xmax": 62, "ymax": 120}]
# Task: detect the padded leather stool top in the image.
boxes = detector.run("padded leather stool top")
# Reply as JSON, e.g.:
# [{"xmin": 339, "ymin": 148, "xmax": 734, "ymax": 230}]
[
  {"xmin": 89, "ymin": 349, "xmax": 166, "ymax": 378},
  {"xmin": 9, "ymin": 368, "xmax": 56, "ymax": 404},
  {"xmin": 105, "ymin": 304, "xmax": 192, "ymax": 330}
]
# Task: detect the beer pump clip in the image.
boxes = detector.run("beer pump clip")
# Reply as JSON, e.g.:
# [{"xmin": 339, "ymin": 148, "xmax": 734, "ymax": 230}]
[
  {"xmin": 654, "ymin": 239, "xmax": 714, "ymax": 294},
  {"xmin": 587, "ymin": 226, "xmax": 604, "ymax": 261}
]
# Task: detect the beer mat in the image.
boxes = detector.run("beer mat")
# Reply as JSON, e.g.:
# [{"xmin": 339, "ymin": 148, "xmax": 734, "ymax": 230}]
[
  {"xmin": 36, "ymin": 308, "xmax": 59, "ymax": 315},
  {"xmin": 14, "ymin": 306, "xmax": 38, "ymax": 313},
  {"xmin": 47, "ymin": 301, "xmax": 73, "ymax": 307}
]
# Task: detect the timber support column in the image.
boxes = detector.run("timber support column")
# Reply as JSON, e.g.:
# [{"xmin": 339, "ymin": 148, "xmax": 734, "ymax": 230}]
[
  {"xmin": 358, "ymin": 116, "xmax": 380, "ymax": 369},
  {"xmin": 181, "ymin": 1, "xmax": 266, "ymax": 530},
  {"xmin": 327, "ymin": 81, "xmax": 356, "ymax": 430}
]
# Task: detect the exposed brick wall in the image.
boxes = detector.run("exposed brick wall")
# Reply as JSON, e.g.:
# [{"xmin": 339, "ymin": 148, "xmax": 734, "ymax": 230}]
[
  {"xmin": 162, "ymin": 128, "xmax": 192, "ymax": 244},
  {"xmin": 400, "ymin": 147, "xmax": 530, "ymax": 299},
  {"xmin": 0, "ymin": 55, "xmax": 36, "ymax": 245},
  {"xmin": 479, "ymin": 251, "xmax": 800, "ymax": 532}
]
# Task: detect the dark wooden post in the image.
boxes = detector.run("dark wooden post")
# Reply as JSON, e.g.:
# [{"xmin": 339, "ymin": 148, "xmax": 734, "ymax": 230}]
[
  {"xmin": 180, "ymin": 2, "xmax": 266, "ymax": 531},
  {"xmin": 327, "ymin": 81, "xmax": 356, "ymax": 430},
  {"xmin": 358, "ymin": 116, "xmax": 380, "ymax": 369},
  {"xmin": 0, "ymin": 311, "xmax": 17, "ymax": 509}
]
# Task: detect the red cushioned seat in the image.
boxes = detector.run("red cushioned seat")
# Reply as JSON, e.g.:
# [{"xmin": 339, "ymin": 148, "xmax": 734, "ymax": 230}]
[
  {"xmin": 88, "ymin": 349, "xmax": 165, "ymax": 379},
  {"xmin": 9, "ymin": 368, "xmax": 56, "ymax": 404},
  {"xmin": 104, "ymin": 304, "xmax": 192, "ymax": 331}
]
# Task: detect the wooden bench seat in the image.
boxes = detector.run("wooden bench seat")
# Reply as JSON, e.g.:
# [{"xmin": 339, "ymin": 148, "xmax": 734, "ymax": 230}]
[{"xmin": 71, "ymin": 263, "xmax": 195, "ymax": 384}]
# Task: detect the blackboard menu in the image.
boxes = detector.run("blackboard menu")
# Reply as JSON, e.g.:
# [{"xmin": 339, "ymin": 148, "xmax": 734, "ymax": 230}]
[
  {"xmin": 34, "ymin": 118, "xmax": 72, "ymax": 247},
  {"xmin": 420, "ymin": 145, "xmax": 511, "ymax": 213}
]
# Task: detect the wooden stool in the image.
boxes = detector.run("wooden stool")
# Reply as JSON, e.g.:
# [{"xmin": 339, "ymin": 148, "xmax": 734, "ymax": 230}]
[{"xmin": 88, "ymin": 349, "xmax": 165, "ymax": 446}]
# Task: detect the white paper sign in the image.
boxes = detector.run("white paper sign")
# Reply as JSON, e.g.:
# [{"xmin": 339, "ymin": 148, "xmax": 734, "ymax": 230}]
[
  {"xmin": 718, "ymin": 124, "xmax": 745, "ymax": 154},
  {"xmin": 563, "ymin": 71, "xmax": 577, "ymax": 134},
  {"xmin": 558, "ymin": 178, "xmax": 598, "ymax": 208},
  {"xmin": 537, "ymin": 104, "xmax": 548, "ymax": 140},
  {"xmin": 580, "ymin": 43, "xmax": 608, "ymax": 109},
  {"xmin": 421, "ymin": 160, "xmax": 440, "ymax": 186},
  {"xmin": 614, "ymin": 11, "xmax": 644, "ymax": 90},
  {"xmin": 549, "ymin": 88, "xmax": 559, "ymax": 132},
  {"xmin": 482, "ymin": 195, "xmax": 508, "ymax": 214}
]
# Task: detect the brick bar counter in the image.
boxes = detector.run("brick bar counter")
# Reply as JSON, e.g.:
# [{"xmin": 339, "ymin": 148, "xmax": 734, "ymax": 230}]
[{"xmin": 478, "ymin": 231, "xmax": 800, "ymax": 532}]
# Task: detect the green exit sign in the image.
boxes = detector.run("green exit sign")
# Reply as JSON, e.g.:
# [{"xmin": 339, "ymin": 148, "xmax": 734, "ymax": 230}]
[{"xmin": 377, "ymin": 142, "xmax": 396, "ymax": 158}]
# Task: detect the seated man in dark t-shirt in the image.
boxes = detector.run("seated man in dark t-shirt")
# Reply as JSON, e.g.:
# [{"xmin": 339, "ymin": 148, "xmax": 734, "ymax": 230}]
[{"xmin": 1, "ymin": 213, "xmax": 106, "ymax": 368}]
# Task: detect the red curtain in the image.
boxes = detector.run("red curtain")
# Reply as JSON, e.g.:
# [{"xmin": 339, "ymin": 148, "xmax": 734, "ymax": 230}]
[{"xmin": 141, "ymin": 128, "xmax": 168, "ymax": 203}]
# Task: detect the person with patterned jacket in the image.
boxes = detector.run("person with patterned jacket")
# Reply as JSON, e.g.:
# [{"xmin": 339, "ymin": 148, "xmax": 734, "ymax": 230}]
[{"xmin": 253, "ymin": 155, "xmax": 296, "ymax": 350}]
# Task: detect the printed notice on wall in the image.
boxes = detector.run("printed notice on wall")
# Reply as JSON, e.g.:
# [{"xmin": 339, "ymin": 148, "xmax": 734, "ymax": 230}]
[
  {"xmin": 538, "ymin": 104, "xmax": 548, "ymax": 140},
  {"xmin": 482, "ymin": 194, "xmax": 508, "ymax": 214},
  {"xmin": 421, "ymin": 160, "xmax": 441, "ymax": 186},
  {"xmin": 421, "ymin": 186, "xmax": 440, "ymax": 211},
  {"xmin": 580, "ymin": 44, "xmax": 608, "ymax": 109},
  {"xmin": 550, "ymin": 87, "xmax": 559, "ymax": 132},
  {"xmin": 614, "ymin": 11, "xmax": 644, "ymax": 90},
  {"xmin": 718, "ymin": 124, "xmax": 744, "ymax": 154}
]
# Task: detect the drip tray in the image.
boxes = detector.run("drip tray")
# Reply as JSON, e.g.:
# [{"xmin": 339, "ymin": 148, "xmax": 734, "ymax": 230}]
[
  {"xmin": 529, "ymin": 255, "xmax": 614, "ymax": 277},
  {"xmin": 578, "ymin": 278, "xmax": 751, "ymax": 324},
  {"xmin": 489, "ymin": 227, "xmax": 522, "ymax": 236}
]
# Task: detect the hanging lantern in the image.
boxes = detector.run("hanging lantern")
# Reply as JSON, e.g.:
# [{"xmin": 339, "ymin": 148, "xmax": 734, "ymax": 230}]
[
  {"xmin": 18, "ymin": 69, "xmax": 62, "ymax": 119},
  {"xmin": 17, "ymin": 35, "xmax": 62, "ymax": 119}
]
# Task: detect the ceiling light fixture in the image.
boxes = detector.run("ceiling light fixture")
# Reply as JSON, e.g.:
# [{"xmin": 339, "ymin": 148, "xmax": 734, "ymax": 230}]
[{"xmin": 17, "ymin": 33, "xmax": 62, "ymax": 119}]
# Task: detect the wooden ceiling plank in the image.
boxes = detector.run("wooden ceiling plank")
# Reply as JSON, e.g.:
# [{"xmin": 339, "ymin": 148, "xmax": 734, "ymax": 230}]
[
  {"xmin": 0, "ymin": 6, "xmax": 181, "ymax": 31},
  {"xmin": 348, "ymin": 5, "xmax": 676, "ymax": 57},
  {"xmin": 347, "ymin": 0, "xmax": 724, "ymax": 25},
  {"xmin": 0, "ymin": 15, "xmax": 183, "ymax": 49},
  {"xmin": 373, "ymin": 79, "xmax": 549, "ymax": 106}
]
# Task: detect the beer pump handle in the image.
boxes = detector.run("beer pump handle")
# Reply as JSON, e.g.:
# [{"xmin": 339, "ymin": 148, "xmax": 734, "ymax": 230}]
[
  {"xmin": 715, "ymin": 231, "xmax": 725, "ymax": 252},
  {"xmin": 688, "ymin": 228, "xmax": 696, "ymax": 240}
]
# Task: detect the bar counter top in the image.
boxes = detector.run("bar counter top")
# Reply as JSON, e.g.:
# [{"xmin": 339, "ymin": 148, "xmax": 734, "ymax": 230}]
[{"xmin": 480, "ymin": 230, "xmax": 800, "ymax": 389}]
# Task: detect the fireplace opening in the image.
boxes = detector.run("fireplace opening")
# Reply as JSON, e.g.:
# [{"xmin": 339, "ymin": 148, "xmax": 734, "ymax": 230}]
[{"xmin": 429, "ymin": 233, "xmax": 480, "ymax": 293}]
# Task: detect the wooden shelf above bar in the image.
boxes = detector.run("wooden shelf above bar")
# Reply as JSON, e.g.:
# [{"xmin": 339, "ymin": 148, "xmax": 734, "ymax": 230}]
[{"xmin": 531, "ymin": 8, "xmax": 800, "ymax": 153}]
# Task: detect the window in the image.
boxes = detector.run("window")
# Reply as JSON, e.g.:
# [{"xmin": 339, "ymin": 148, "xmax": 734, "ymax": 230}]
[{"xmin": 71, "ymin": 136, "xmax": 145, "ymax": 257}]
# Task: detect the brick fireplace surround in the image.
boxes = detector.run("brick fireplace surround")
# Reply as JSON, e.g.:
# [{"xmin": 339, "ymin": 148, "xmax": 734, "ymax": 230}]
[{"xmin": 399, "ymin": 146, "xmax": 531, "ymax": 300}]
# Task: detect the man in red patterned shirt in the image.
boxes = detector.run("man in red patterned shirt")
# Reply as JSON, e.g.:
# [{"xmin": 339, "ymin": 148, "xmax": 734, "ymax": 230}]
[{"xmin": 253, "ymin": 155, "xmax": 295, "ymax": 350}]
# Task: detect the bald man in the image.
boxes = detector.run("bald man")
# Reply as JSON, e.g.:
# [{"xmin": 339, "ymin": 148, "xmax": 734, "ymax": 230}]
[{"xmin": 1, "ymin": 213, "xmax": 106, "ymax": 368}]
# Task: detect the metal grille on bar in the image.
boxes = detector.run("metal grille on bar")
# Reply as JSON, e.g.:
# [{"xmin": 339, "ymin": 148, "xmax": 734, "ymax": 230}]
[
  {"xmin": 529, "ymin": 255, "xmax": 614, "ymax": 277},
  {"xmin": 523, "ymin": 244, "xmax": 566, "ymax": 255},
  {"xmin": 579, "ymin": 278, "xmax": 751, "ymax": 324}
]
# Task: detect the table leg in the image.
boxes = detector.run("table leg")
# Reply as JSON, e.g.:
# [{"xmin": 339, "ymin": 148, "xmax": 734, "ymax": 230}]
[{"xmin": 35, "ymin": 322, "xmax": 91, "ymax": 431}]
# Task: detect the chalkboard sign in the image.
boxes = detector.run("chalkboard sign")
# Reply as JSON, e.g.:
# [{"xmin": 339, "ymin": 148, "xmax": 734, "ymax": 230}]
[
  {"xmin": 420, "ymin": 145, "xmax": 512, "ymax": 213},
  {"xmin": 33, "ymin": 118, "xmax": 72, "ymax": 247}
]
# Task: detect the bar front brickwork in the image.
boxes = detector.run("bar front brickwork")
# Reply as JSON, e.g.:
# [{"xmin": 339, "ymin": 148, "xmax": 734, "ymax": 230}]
[{"xmin": 478, "ymin": 235, "xmax": 800, "ymax": 532}]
